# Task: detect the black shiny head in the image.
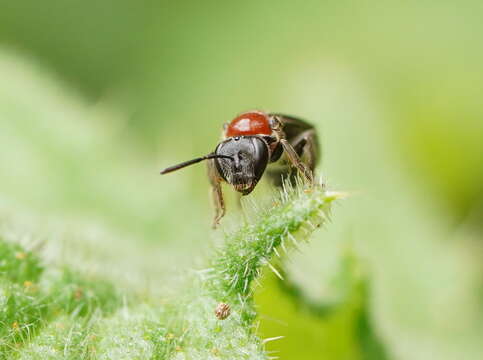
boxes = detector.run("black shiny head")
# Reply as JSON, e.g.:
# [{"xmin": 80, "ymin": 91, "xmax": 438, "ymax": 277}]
[{"xmin": 214, "ymin": 136, "xmax": 269, "ymax": 195}]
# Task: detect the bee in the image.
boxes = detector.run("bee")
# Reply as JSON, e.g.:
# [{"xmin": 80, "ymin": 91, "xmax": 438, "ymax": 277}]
[{"xmin": 161, "ymin": 110, "xmax": 319, "ymax": 226}]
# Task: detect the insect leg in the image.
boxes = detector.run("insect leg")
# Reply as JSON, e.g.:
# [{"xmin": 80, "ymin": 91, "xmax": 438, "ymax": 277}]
[
  {"xmin": 207, "ymin": 160, "xmax": 226, "ymax": 228},
  {"xmin": 280, "ymin": 138, "xmax": 314, "ymax": 183},
  {"xmin": 289, "ymin": 129, "xmax": 319, "ymax": 172}
]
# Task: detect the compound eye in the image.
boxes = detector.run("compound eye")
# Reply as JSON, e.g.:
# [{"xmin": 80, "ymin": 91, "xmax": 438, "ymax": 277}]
[{"xmin": 250, "ymin": 138, "xmax": 269, "ymax": 180}]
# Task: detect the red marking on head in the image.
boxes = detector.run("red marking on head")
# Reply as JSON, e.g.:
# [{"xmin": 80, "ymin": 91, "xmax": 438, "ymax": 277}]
[{"xmin": 225, "ymin": 111, "xmax": 271, "ymax": 137}]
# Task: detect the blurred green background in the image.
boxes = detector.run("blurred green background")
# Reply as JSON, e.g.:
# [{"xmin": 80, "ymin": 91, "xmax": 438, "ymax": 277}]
[{"xmin": 0, "ymin": 1, "xmax": 482, "ymax": 359}]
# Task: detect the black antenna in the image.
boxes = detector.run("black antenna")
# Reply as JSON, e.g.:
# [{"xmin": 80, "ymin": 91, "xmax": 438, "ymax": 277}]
[{"xmin": 160, "ymin": 154, "xmax": 233, "ymax": 175}]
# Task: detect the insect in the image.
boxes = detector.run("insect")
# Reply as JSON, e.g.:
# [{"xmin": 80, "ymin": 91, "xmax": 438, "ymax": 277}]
[{"xmin": 160, "ymin": 110, "xmax": 319, "ymax": 227}]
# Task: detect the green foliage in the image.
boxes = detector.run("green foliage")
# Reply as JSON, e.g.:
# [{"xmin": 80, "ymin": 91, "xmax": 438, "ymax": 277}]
[
  {"xmin": 210, "ymin": 184, "xmax": 336, "ymax": 300},
  {"xmin": 176, "ymin": 182, "xmax": 340, "ymax": 359},
  {"xmin": 1, "ymin": 4, "xmax": 483, "ymax": 357},
  {"xmin": 0, "ymin": 182, "xmax": 340, "ymax": 359},
  {"xmin": 0, "ymin": 238, "xmax": 123, "ymax": 358},
  {"xmin": 44, "ymin": 268, "xmax": 121, "ymax": 318},
  {"xmin": 0, "ymin": 241, "xmax": 43, "ymax": 284}
]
